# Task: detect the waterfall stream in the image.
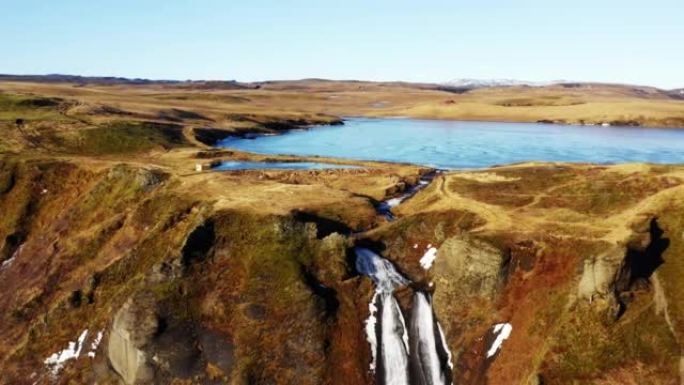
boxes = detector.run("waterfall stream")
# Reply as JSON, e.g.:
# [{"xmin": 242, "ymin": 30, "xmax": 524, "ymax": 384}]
[
  {"xmin": 355, "ymin": 171, "xmax": 452, "ymax": 385},
  {"xmin": 380, "ymin": 293, "xmax": 411, "ymax": 385},
  {"xmin": 355, "ymin": 248, "xmax": 452, "ymax": 385},
  {"xmin": 410, "ymin": 292, "xmax": 450, "ymax": 385}
]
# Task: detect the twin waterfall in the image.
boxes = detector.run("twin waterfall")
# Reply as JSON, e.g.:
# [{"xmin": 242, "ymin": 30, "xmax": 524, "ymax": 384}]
[{"xmin": 355, "ymin": 248, "xmax": 452, "ymax": 385}]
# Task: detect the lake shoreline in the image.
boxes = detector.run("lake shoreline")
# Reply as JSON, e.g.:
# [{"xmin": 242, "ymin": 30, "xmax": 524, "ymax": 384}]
[{"xmin": 216, "ymin": 117, "xmax": 684, "ymax": 169}]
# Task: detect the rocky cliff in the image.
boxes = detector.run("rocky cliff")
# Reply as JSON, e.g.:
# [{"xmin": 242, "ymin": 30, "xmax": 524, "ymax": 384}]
[{"xmin": 2, "ymin": 157, "xmax": 683, "ymax": 385}]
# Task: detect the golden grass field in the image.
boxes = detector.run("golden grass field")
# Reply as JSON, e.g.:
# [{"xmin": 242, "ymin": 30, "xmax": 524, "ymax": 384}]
[
  {"xmin": 2, "ymin": 78, "xmax": 683, "ymax": 158},
  {"xmin": 2, "ymin": 78, "xmax": 684, "ymax": 135}
]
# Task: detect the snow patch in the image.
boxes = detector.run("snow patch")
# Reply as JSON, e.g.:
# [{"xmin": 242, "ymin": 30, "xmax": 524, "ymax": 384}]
[
  {"xmin": 87, "ymin": 330, "xmax": 104, "ymax": 358},
  {"xmin": 44, "ymin": 329, "xmax": 89, "ymax": 375},
  {"xmin": 364, "ymin": 291, "xmax": 380, "ymax": 371},
  {"xmin": 420, "ymin": 247, "xmax": 438, "ymax": 270},
  {"xmin": 443, "ymin": 78, "xmax": 562, "ymax": 88},
  {"xmin": 486, "ymin": 323, "xmax": 512, "ymax": 358}
]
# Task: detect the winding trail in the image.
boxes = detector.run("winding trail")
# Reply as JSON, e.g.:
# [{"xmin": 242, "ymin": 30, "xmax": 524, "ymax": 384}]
[{"xmin": 434, "ymin": 175, "xmax": 514, "ymax": 231}]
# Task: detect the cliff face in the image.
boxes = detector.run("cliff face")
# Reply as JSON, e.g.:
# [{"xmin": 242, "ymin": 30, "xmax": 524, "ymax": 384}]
[
  {"xmin": 0, "ymin": 157, "xmax": 381, "ymax": 385},
  {"xmin": 1, "ymin": 157, "xmax": 683, "ymax": 385},
  {"xmin": 381, "ymin": 164, "xmax": 684, "ymax": 385}
]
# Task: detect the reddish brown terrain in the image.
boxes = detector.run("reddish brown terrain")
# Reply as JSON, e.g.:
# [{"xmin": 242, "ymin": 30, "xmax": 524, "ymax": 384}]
[{"xmin": 1, "ymin": 77, "xmax": 683, "ymax": 385}]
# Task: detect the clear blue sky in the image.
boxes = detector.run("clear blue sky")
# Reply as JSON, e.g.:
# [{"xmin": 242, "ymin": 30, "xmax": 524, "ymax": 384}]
[{"xmin": 1, "ymin": 0, "xmax": 682, "ymax": 88}]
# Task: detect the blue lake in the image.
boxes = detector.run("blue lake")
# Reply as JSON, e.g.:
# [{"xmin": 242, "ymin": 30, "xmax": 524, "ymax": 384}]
[
  {"xmin": 213, "ymin": 160, "xmax": 360, "ymax": 170},
  {"xmin": 218, "ymin": 118, "xmax": 684, "ymax": 169}
]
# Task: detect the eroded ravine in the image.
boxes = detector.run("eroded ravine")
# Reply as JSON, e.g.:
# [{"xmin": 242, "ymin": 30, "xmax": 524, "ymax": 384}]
[{"xmin": 355, "ymin": 172, "xmax": 453, "ymax": 385}]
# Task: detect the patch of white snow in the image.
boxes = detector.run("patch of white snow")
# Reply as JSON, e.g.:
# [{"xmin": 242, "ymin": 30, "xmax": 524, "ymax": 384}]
[
  {"xmin": 420, "ymin": 247, "xmax": 438, "ymax": 270},
  {"xmin": 44, "ymin": 329, "xmax": 89, "ymax": 375},
  {"xmin": 365, "ymin": 292, "xmax": 380, "ymax": 371},
  {"xmin": 486, "ymin": 323, "xmax": 512, "ymax": 358},
  {"xmin": 87, "ymin": 330, "xmax": 104, "ymax": 358}
]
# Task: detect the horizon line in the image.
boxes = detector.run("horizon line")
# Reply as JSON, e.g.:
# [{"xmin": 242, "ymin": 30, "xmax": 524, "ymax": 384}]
[{"xmin": 0, "ymin": 73, "xmax": 682, "ymax": 91}]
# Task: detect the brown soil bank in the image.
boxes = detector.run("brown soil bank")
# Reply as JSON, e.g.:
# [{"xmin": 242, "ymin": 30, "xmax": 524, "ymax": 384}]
[{"xmin": 1, "ymin": 156, "xmax": 684, "ymax": 385}]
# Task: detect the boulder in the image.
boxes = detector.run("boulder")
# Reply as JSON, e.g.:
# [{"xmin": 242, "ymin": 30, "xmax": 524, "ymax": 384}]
[
  {"xmin": 434, "ymin": 235, "xmax": 508, "ymax": 299},
  {"xmin": 107, "ymin": 293, "xmax": 159, "ymax": 385},
  {"xmin": 432, "ymin": 235, "xmax": 509, "ymax": 337},
  {"xmin": 577, "ymin": 246, "xmax": 626, "ymax": 301}
]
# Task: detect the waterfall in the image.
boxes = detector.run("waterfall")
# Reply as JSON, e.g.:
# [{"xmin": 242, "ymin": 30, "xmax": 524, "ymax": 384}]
[
  {"xmin": 379, "ymin": 293, "xmax": 411, "ymax": 385},
  {"xmin": 409, "ymin": 292, "xmax": 449, "ymax": 385},
  {"xmin": 356, "ymin": 247, "xmax": 410, "ymax": 384},
  {"xmin": 355, "ymin": 247, "xmax": 409, "ymax": 292},
  {"xmin": 355, "ymin": 248, "xmax": 452, "ymax": 385}
]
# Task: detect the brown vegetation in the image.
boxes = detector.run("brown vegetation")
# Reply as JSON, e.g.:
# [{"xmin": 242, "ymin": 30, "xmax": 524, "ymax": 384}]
[{"xmin": 1, "ymin": 78, "xmax": 683, "ymax": 384}]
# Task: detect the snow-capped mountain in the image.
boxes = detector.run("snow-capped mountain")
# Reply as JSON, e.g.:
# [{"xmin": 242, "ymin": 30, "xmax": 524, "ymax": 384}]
[{"xmin": 442, "ymin": 78, "xmax": 562, "ymax": 88}]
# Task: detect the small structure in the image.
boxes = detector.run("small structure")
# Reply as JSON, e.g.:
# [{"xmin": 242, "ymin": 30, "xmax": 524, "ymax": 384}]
[{"xmin": 195, "ymin": 164, "xmax": 203, "ymax": 172}]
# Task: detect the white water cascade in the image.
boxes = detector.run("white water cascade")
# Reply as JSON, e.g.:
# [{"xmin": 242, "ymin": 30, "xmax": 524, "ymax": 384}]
[
  {"xmin": 356, "ymin": 248, "xmax": 410, "ymax": 385},
  {"xmin": 355, "ymin": 247, "xmax": 452, "ymax": 385},
  {"xmin": 380, "ymin": 293, "xmax": 411, "ymax": 385},
  {"xmin": 410, "ymin": 292, "xmax": 449, "ymax": 385}
]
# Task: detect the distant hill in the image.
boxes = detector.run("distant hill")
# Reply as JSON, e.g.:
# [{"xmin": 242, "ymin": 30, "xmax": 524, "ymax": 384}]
[
  {"xmin": 667, "ymin": 89, "xmax": 684, "ymax": 100},
  {"xmin": 0, "ymin": 74, "xmax": 176, "ymax": 85},
  {"xmin": 0, "ymin": 74, "xmax": 251, "ymax": 90},
  {"xmin": 1, "ymin": 74, "xmax": 681, "ymax": 96}
]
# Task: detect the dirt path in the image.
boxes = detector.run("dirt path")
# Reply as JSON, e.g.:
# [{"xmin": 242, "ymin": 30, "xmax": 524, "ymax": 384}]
[
  {"xmin": 433, "ymin": 175, "xmax": 515, "ymax": 231},
  {"xmin": 602, "ymin": 184, "xmax": 684, "ymax": 244}
]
